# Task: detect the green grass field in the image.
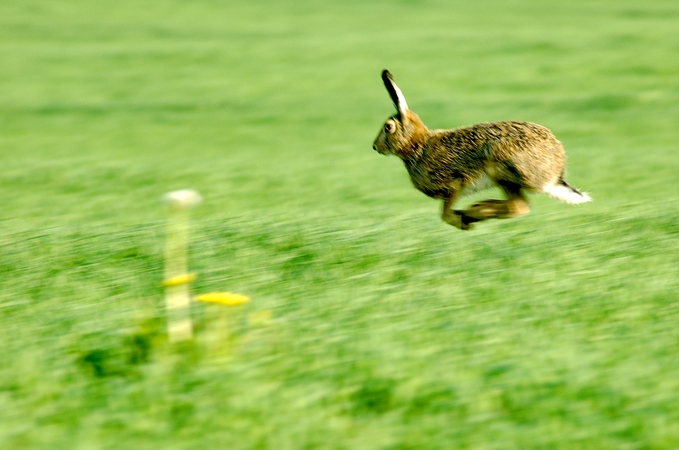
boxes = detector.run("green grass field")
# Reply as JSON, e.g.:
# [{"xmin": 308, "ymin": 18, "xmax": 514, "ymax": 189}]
[{"xmin": 2, "ymin": 0, "xmax": 679, "ymax": 448}]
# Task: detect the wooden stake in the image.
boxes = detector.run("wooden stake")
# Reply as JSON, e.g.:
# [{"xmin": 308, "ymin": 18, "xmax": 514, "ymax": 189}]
[{"xmin": 162, "ymin": 190, "xmax": 202, "ymax": 342}]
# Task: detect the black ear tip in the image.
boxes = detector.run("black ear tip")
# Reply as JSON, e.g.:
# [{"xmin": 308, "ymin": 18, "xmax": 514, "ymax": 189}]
[{"xmin": 381, "ymin": 69, "xmax": 393, "ymax": 82}]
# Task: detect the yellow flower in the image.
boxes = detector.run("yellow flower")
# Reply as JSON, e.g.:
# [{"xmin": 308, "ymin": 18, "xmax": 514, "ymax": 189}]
[
  {"xmin": 195, "ymin": 292, "xmax": 250, "ymax": 306},
  {"xmin": 162, "ymin": 273, "xmax": 197, "ymax": 287}
]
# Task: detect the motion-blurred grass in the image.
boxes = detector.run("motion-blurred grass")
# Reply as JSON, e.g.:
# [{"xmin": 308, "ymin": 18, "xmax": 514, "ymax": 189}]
[{"xmin": 1, "ymin": 0, "xmax": 679, "ymax": 448}]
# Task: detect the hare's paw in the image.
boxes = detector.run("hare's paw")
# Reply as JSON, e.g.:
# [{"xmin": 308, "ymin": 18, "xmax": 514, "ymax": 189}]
[{"xmin": 444, "ymin": 210, "xmax": 474, "ymax": 231}]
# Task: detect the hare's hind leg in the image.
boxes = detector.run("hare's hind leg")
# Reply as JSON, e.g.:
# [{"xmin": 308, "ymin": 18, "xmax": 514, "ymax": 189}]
[{"xmin": 462, "ymin": 182, "xmax": 530, "ymax": 222}]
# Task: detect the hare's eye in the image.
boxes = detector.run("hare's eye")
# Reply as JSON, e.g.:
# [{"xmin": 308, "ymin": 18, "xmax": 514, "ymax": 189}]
[{"xmin": 384, "ymin": 121, "xmax": 396, "ymax": 133}]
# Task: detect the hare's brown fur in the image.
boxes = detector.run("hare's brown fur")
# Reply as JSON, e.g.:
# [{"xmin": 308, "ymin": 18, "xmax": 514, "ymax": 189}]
[{"xmin": 373, "ymin": 70, "xmax": 590, "ymax": 230}]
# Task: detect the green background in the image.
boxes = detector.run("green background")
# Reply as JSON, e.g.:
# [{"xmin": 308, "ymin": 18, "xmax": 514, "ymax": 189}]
[{"xmin": 1, "ymin": 0, "xmax": 679, "ymax": 448}]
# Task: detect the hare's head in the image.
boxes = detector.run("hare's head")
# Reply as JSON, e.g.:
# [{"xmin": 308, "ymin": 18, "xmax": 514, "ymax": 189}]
[{"xmin": 373, "ymin": 70, "xmax": 427, "ymax": 157}]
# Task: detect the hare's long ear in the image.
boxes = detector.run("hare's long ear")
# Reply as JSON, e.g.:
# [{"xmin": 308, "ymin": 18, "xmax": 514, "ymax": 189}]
[{"xmin": 382, "ymin": 70, "xmax": 408, "ymax": 120}]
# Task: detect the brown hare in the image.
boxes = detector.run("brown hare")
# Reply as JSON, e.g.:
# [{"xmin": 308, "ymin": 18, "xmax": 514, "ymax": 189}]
[{"xmin": 373, "ymin": 70, "xmax": 590, "ymax": 230}]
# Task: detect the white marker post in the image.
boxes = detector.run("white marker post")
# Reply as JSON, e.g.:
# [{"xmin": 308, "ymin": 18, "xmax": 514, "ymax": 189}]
[{"xmin": 162, "ymin": 189, "xmax": 202, "ymax": 342}]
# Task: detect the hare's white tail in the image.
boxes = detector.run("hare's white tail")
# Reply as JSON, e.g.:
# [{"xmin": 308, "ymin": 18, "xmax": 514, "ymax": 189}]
[{"xmin": 543, "ymin": 180, "xmax": 591, "ymax": 204}]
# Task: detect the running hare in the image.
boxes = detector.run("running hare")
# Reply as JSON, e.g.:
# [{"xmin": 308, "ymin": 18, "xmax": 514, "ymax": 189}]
[{"xmin": 373, "ymin": 70, "xmax": 590, "ymax": 230}]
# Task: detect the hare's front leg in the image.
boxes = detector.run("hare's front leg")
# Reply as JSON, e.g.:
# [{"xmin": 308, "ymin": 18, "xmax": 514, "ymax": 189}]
[{"xmin": 441, "ymin": 191, "xmax": 476, "ymax": 231}]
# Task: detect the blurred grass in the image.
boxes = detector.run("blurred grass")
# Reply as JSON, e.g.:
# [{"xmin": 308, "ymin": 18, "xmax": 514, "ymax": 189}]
[{"xmin": 1, "ymin": 0, "xmax": 679, "ymax": 448}]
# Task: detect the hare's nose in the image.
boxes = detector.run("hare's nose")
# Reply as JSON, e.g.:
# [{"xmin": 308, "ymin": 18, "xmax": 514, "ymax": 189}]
[{"xmin": 372, "ymin": 144, "xmax": 377, "ymax": 150}]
